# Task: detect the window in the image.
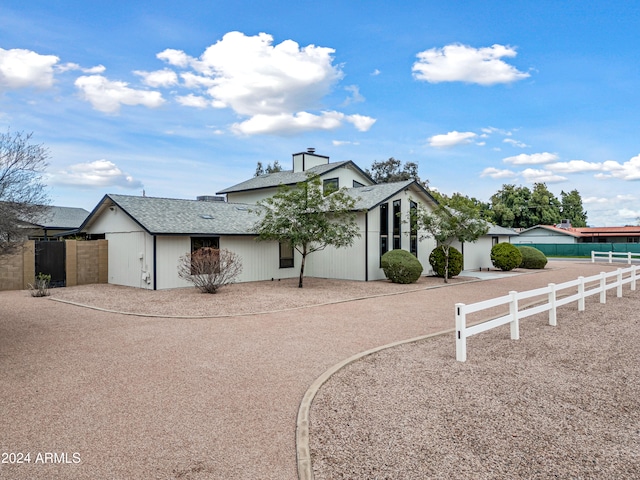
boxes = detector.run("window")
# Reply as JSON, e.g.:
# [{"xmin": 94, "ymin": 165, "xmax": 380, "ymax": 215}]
[
  {"xmin": 323, "ymin": 177, "xmax": 339, "ymax": 195},
  {"xmin": 393, "ymin": 200, "xmax": 401, "ymax": 250},
  {"xmin": 492, "ymin": 236, "xmax": 499, "ymax": 246},
  {"xmin": 380, "ymin": 203, "xmax": 388, "ymax": 263},
  {"xmin": 279, "ymin": 241, "xmax": 294, "ymax": 268},
  {"xmin": 410, "ymin": 201, "xmax": 418, "ymax": 257},
  {"xmin": 353, "ymin": 180, "xmax": 365, "ymax": 188},
  {"xmin": 190, "ymin": 237, "xmax": 220, "ymax": 274}
]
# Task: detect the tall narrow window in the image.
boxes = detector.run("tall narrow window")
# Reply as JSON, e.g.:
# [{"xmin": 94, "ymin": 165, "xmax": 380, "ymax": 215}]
[
  {"xmin": 380, "ymin": 203, "xmax": 388, "ymax": 263},
  {"xmin": 279, "ymin": 241, "xmax": 294, "ymax": 268},
  {"xmin": 410, "ymin": 201, "xmax": 418, "ymax": 257},
  {"xmin": 393, "ymin": 199, "xmax": 401, "ymax": 250}
]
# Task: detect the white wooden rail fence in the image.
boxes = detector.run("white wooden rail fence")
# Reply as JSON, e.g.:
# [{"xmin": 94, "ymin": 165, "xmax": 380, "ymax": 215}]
[
  {"xmin": 591, "ymin": 251, "xmax": 640, "ymax": 264},
  {"xmin": 455, "ymin": 265, "xmax": 638, "ymax": 362}
]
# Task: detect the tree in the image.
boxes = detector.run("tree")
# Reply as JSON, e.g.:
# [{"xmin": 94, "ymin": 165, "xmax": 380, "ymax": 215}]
[
  {"xmin": 254, "ymin": 160, "xmax": 283, "ymax": 176},
  {"xmin": 0, "ymin": 130, "xmax": 50, "ymax": 253},
  {"xmin": 529, "ymin": 183, "xmax": 562, "ymax": 226},
  {"xmin": 414, "ymin": 199, "xmax": 489, "ymax": 283},
  {"xmin": 489, "ymin": 184, "xmax": 534, "ymax": 229},
  {"xmin": 560, "ymin": 189, "xmax": 588, "ymax": 227},
  {"xmin": 254, "ymin": 174, "xmax": 360, "ymax": 288},
  {"xmin": 366, "ymin": 158, "xmax": 428, "ymax": 186},
  {"xmin": 177, "ymin": 247, "xmax": 243, "ymax": 293}
]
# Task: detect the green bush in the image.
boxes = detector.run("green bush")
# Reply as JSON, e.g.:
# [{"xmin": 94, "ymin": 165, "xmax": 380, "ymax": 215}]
[
  {"xmin": 491, "ymin": 243, "xmax": 522, "ymax": 271},
  {"xmin": 429, "ymin": 245, "xmax": 463, "ymax": 278},
  {"xmin": 517, "ymin": 246, "xmax": 548, "ymax": 269},
  {"xmin": 381, "ymin": 249, "xmax": 423, "ymax": 284}
]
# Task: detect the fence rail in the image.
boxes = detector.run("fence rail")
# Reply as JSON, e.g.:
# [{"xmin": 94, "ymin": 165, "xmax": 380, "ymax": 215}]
[
  {"xmin": 455, "ymin": 265, "xmax": 638, "ymax": 362},
  {"xmin": 591, "ymin": 251, "xmax": 640, "ymax": 264}
]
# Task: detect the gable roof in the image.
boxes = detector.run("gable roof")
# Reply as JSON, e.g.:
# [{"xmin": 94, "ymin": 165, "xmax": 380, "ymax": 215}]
[
  {"xmin": 26, "ymin": 206, "xmax": 90, "ymax": 230},
  {"xmin": 486, "ymin": 224, "xmax": 519, "ymax": 236},
  {"xmin": 81, "ymin": 194, "xmax": 264, "ymax": 236},
  {"xmin": 216, "ymin": 160, "xmax": 373, "ymax": 194},
  {"xmin": 345, "ymin": 179, "xmax": 438, "ymax": 210},
  {"xmin": 518, "ymin": 224, "xmax": 640, "ymax": 238}
]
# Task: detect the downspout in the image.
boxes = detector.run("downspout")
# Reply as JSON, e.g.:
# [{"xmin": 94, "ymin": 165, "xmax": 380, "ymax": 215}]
[
  {"xmin": 153, "ymin": 235, "xmax": 157, "ymax": 291},
  {"xmin": 365, "ymin": 211, "xmax": 369, "ymax": 281}
]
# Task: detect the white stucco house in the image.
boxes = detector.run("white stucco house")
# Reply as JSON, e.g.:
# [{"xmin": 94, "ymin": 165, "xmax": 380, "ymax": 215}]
[{"xmin": 80, "ymin": 150, "xmax": 442, "ymax": 289}]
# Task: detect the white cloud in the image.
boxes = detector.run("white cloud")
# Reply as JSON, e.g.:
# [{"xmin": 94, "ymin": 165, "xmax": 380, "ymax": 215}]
[
  {"xmin": 176, "ymin": 94, "xmax": 210, "ymax": 108},
  {"xmin": 156, "ymin": 31, "xmax": 372, "ymax": 135},
  {"xmin": 56, "ymin": 63, "xmax": 106, "ymax": 74},
  {"xmin": 345, "ymin": 114, "xmax": 376, "ymax": 132},
  {"xmin": 412, "ymin": 43, "xmax": 530, "ymax": 85},
  {"xmin": 503, "ymin": 138, "xmax": 529, "ymax": 148},
  {"xmin": 371, "ymin": 69, "xmax": 381, "ymax": 76},
  {"xmin": 0, "ymin": 47, "xmax": 59, "ymax": 90},
  {"xmin": 503, "ymin": 152, "xmax": 558, "ymax": 165},
  {"xmin": 50, "ymin": 159, "xmax": 143, "ymax": 188},
  {"xmin": 428, "ymin": 130, "xmax": 477, "ymax": 148},
  {"xmin": 546, "ymin": 160, "xmax": 603, "ymax": 173},
  {"xmin": 583, "ymin": 196, "xmax": 610, "ymax": 205},
  {"xmin": 521, "ymin": 168, "xmax": 567, "ymax": 183},
  {"xmin": 134, "ymin": 68, "xmax": 178, "ymax": 88},
  {"xmin": 480, "ymin": 167, "xmax": 517, "ymax": 179},
  {"xmin": 482, "ymin": 126, "xmax": 512, "ymax": 136},
  {"xmin": 600, "ymin": 154, "xmax": 640, "ymax": 180},
  {"xmin": 74, "ymin": 75, "xmax": 165, "ymax": 113},
  {"xmin": 332, "ymin": 140, "xmax": 360, "ymax": 146},
  {"xmin": 618, "ymin": 208, "xmax": 640, "ymax": 219},
  {"xmin": 343, "ymin": 84, "xmax": 364, "ymax": 105}
]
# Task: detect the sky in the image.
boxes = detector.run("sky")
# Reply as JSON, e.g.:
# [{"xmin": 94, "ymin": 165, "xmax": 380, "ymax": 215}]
[{"xmin": 1, "ymin": 0, "xmax": 639, "ymax": 226}]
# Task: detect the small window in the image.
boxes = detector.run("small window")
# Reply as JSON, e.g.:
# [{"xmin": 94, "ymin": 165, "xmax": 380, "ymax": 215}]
[
  {"xmin": 279, "ymin": 241, "xmax": 294, "ymax": 268},
  {"xmin": 323, "ymin": 177, "xmax": 339, "ymax": 195},
  {"xmin": 190, "ymin": 237, "xmax": 220, "ymax": 275},
  {"xmin": 353, "ymin": 180, "xmax": 365, "ymax": 188},
  {"xmin": 492, "ymin": 236, "xmax": 499, "ymax": 246}
]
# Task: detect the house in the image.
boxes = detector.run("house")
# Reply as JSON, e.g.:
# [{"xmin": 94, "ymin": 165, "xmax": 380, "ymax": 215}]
[
  {"xmin": 79, "ymin": 150, "xmax": 440, "ymax": 289},
  {"xmin": 513, "ymin": 224, "xmax": 640, "ymax": 244},
  {"xmin": 451, "ymin": 224, "xmax": 519, "ymax": 270},
  {"xmin": 21, "ymin": 205, "xmax": 90, "ymax": 241}
]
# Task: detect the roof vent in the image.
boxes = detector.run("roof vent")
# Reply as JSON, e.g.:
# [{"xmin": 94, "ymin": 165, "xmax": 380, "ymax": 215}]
[
  {"xmin": 557, "ymin": 219, "xmax": 572, "ymax": 229},
  {"xmin": 199, "ymin": 214, "xmax": 214, "ymax": 220},
  {"xmin": 307, "ymin": 147, "xmax": 315, "ymax": 154}
]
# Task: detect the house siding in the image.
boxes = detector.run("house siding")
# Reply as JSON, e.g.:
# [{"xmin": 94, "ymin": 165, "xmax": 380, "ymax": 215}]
[{"xmin": 513, "ymin": 229, "xmax": 577, "ymax": 244}]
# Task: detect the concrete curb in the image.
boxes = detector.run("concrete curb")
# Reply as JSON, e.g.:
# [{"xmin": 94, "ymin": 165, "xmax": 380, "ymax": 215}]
[{"xmin": 295, "ymin": 328, "xmax": 455, "ymax": 480}]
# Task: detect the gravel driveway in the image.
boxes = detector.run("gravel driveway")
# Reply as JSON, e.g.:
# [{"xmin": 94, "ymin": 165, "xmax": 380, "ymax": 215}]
[{"xmin": 0, "ymin": 261, "xmax": 635, "ymax": 479}]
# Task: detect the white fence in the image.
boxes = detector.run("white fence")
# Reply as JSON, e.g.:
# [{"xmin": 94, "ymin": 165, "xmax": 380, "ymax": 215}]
[
  {"xmin": 455, "ymin": 266, "xmax": 638, "ymax": 362},
  {"xmin": 592, "ymin": 251, "xmax": 640, "ymax": 264}
]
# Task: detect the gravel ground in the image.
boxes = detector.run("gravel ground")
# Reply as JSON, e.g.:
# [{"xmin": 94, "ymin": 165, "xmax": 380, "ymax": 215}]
[
  {"xmin": 310, "ymin": 276, "xmax": 640, "ymax": 479},
  {"xmin": 0, "ymin": 261, "xmax": 633, "ymax": 479}
]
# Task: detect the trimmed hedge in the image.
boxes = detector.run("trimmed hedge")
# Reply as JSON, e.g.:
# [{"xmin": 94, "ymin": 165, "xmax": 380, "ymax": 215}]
[
  {"xmin": 429, "ymin": 245, "xmax": 463, "ymax": 278},
  {"xmin": 381, "ymin": 249, "xmax": 423, "ymax": 284},
  {"xmin": 491, "ymin": 243, "xmax": 522, "ymax": 271},
  {"xmin": 517, "ymin": 246, "xmax": 548, "ymax": 269}
]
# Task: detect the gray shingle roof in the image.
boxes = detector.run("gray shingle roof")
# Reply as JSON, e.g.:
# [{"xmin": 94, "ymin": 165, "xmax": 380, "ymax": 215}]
[
  {"xmin": 31, "ymin": 206, "xmax": 90, "ymax": 229},
  {"xmin": 345, "ymin": 180, "xmax": 416, "ymax": 210},
  {"xmin": 216, "ymin": 161, "xmax": 352, "ymax": 194},
  {"xmin": 486, "ymin": 224, "xmax": 519, "ymax": 236},
  {"xmin": 105, "ymin": 194, "xmax": 264, "ymax": 235}
]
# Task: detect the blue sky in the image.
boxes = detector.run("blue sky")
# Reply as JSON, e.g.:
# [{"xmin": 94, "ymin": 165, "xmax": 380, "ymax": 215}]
[{"xmin": 1, "ymin": 0, "xmax": 639, "ymax": 226}]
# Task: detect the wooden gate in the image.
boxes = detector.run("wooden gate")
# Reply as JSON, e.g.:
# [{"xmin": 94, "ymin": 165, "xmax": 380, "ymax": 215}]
[{"xmin": 35, "ymin": 241, "xmax": 66, "ymax": 287}]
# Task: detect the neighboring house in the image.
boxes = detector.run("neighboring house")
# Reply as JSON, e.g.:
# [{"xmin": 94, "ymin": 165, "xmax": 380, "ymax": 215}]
[
  {"xmin": 513, "ymin": 224, "xmax": 640, "ymax": 244},
  {"xmin": 21, "ymin": 206, "xmax": 90, "ymax": 241},
  {"xmin": 80, "ymin": 150, "xmax": 440, "ymax": 289},
  {"xmin": 451, "ymin": 224, "xmax": 519, "ymax": 270}
]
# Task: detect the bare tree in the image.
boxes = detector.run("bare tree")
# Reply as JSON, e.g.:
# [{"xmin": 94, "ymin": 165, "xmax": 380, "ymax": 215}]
[
  {"xmin": 177, "ymin": 247, "xmax": 243, "ymax": 293},
  {"xmin": 0, "ymin": 130, "xmax": 50, "ymax": 253}
]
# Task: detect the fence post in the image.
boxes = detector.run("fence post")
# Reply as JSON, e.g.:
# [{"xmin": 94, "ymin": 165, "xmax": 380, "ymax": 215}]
[
  {"xmin": 509, "ymin": 291, "xmax": 519, "ymax": 340},
  {"xmin": 632, "ymin": 265, "xmax": 637, "ymax": 291},
  {"xmin": 628, "ymin": 252, "xmax": 632, "ymax": 265},
  {"xmin": 578, "ymin": 276, "xmax": 585, "ymax": 311},
  {"xmin": 548, "ymin": 283, "xmax": 557, "ymax": 326},
  {"xmin": 455, "ymin": 303, "xmax": 467, "ymax": 362},
  {"xmin": 600, "ymin": 272, "xmax": 607, "ymax": 304},
  {"xmin": 591, "ymin": 251, "xmax": 595, "ymax": 263},
  {"xmin": 617, "ymin": 268, "xmax": 623, "ymax": 298},
  {"xmin": 608, "ymin": 251, "xmax": 613, "ymax": 263}
]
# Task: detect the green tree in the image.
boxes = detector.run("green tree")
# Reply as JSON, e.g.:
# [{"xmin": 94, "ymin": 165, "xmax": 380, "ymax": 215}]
[
  {"xmin": 529, "ymin": 183, "xmax": 562, "ymax": 226},
  {"xmin": 560, "ymin": 189, "xmax": 588, "ymax": 227},
  {"xmin": 254, "ymin": 160, "xmax": 283, "ymax": 176},
  {"xmin": 434, "ymin": 191, "xmax": 492, "ymax": 222},
  {"xmin": 366, "ymin": 157, "xmax": 427, "ymax": 186},
  {"xmin": 0, "ymin": 130, "xmax": 50, "ymax": 253},
  {"xmin": 489, "ymin": 184, "xmax": 534, "ymax": 229},
  {"xmin": 254, "ymin": 174, "xmax": 360, "ymax": 288},
  {"xmin": 414, "ymin": 199, "xmax": 488, "ymax": 283}
]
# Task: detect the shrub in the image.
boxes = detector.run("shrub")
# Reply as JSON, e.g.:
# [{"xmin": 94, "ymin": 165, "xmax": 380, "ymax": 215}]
[
  {"xmin": 28, "ymin": 272, "xmax": 51, "ymax": 297},
  {"xmin": 517, "ymin": 246, "xmax": 548, "ymax": 269},
  {"xmin": 381, "ymin": 249, "xmax": 423, "ymax": 284},
  {"xmin": 177, "ymin": 247, "xmax": 243, "ymax": 293},
  {"xmin": 490, "ymin": 243, "xmax": 522, "ymax": 271},
  {"xmin": 429, "ymin": 245, "xmax": 463, "ymax": 279}
]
